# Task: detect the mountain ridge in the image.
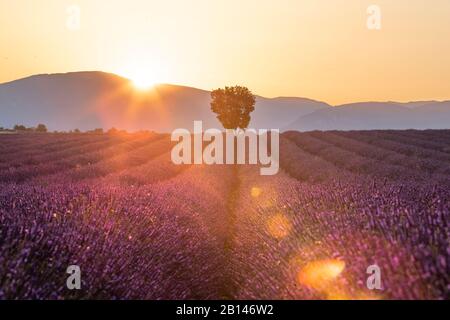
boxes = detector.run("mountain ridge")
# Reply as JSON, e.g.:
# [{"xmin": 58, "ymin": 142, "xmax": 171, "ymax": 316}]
[{"xmin": 1, "ymin": 71, "xmax": 449, "ymax": 132}]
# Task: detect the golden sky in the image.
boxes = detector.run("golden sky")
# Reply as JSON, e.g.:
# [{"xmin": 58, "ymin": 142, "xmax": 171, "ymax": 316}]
[{"xmin": 1, "ymin": 0, "xmax": 450, "ymax": 105}]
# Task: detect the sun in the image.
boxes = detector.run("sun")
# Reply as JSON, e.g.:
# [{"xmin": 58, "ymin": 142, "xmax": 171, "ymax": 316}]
[
  {"xmin": 129, "ymin": 72, "xmax": 158, "ymax": 90},
  {"xmin": 115, "ymin": 56, "xmax": 169, "ymax": 90},
  {"xmin": 117, "ymin": 64, "xmax": 161, "ymax": 90}
]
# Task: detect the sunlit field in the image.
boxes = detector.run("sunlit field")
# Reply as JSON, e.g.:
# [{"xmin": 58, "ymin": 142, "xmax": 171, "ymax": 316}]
[{"xmin": 0, "ymin": 130, "xmax": 448, "ymax": 300}]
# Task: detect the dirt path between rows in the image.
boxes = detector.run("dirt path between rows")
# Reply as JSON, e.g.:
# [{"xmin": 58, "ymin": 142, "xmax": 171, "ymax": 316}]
[{"xmin": 219, "ymin": 165, "xmax": 241, "ymax": 299}]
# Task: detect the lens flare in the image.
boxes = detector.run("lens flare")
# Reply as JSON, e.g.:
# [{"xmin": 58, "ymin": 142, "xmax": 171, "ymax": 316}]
[
  {"xmin": 266, "ymin": 213, "xmax": 292, "ymax": 239},
  {"xmin": 297, "ymin": 259, "xmax": 346, "ymax": 290},
  {"xmin": 251, "ymin": 187, "xmax": 262, "ymax": 198}
]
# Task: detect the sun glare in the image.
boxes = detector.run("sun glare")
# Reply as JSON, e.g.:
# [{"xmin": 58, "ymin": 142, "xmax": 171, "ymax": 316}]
[
  {"xmin": 130, "ymin": 73, "xmax": 158, "ymax": 90},
  {"xmin": 117, "ymin": 62, "xmax": 162, "ymax": 90}
]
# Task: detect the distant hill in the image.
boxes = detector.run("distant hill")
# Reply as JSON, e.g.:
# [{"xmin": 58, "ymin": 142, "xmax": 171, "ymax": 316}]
[
  {"xmin": 0, "ymin": 72, "xmax": 218, "ymax": 132},
  {"xmin": 0, "ymin": 71, "xmax": 449, "ymax": 132},
  {"xmin": 251, "ymin": 96, "xmax": 330, "ymax": 129},
  {"xmin": 284, "ymin": 101, "xmax": 450, "ymax": 131}
]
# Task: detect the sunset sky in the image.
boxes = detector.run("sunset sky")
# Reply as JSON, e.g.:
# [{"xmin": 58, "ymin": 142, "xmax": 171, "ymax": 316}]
[{"xmin": 1, "ymin": 0, "xmax": 450, "ymax": 105}]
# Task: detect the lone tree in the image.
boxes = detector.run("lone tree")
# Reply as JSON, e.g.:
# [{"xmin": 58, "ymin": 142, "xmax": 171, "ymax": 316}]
[
  {"xmin": 210, "ymin": 86, "xmax": 256, "ymax": 130},
  {"xmin": 36, "ymin": 124, "xmax": 47, "ymax": 133}
]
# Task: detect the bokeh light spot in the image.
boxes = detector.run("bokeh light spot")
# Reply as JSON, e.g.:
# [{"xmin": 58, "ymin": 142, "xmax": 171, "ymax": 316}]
[
  {"xmin": 266, "ymin": 213, "xmax": 292, "ymax": 239},
  {"xmin": 251, "ymin": 187, "xmax": 262, "ymax": 198}
]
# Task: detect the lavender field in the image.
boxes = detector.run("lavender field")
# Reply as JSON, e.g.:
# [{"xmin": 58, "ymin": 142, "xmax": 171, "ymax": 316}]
[{"xmin": 0, "ymin": 130, "xmax": 448, "ymax": 300}]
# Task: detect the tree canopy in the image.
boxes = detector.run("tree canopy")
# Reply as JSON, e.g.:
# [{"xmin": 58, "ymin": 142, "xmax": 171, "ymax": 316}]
[
  {"xmin": 36, "ymin": 124, "xmax": 47, "ymax": 132},
  {"xmin": 210, "ymin": 86, "xmax": 256, "ymax": 130}
]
